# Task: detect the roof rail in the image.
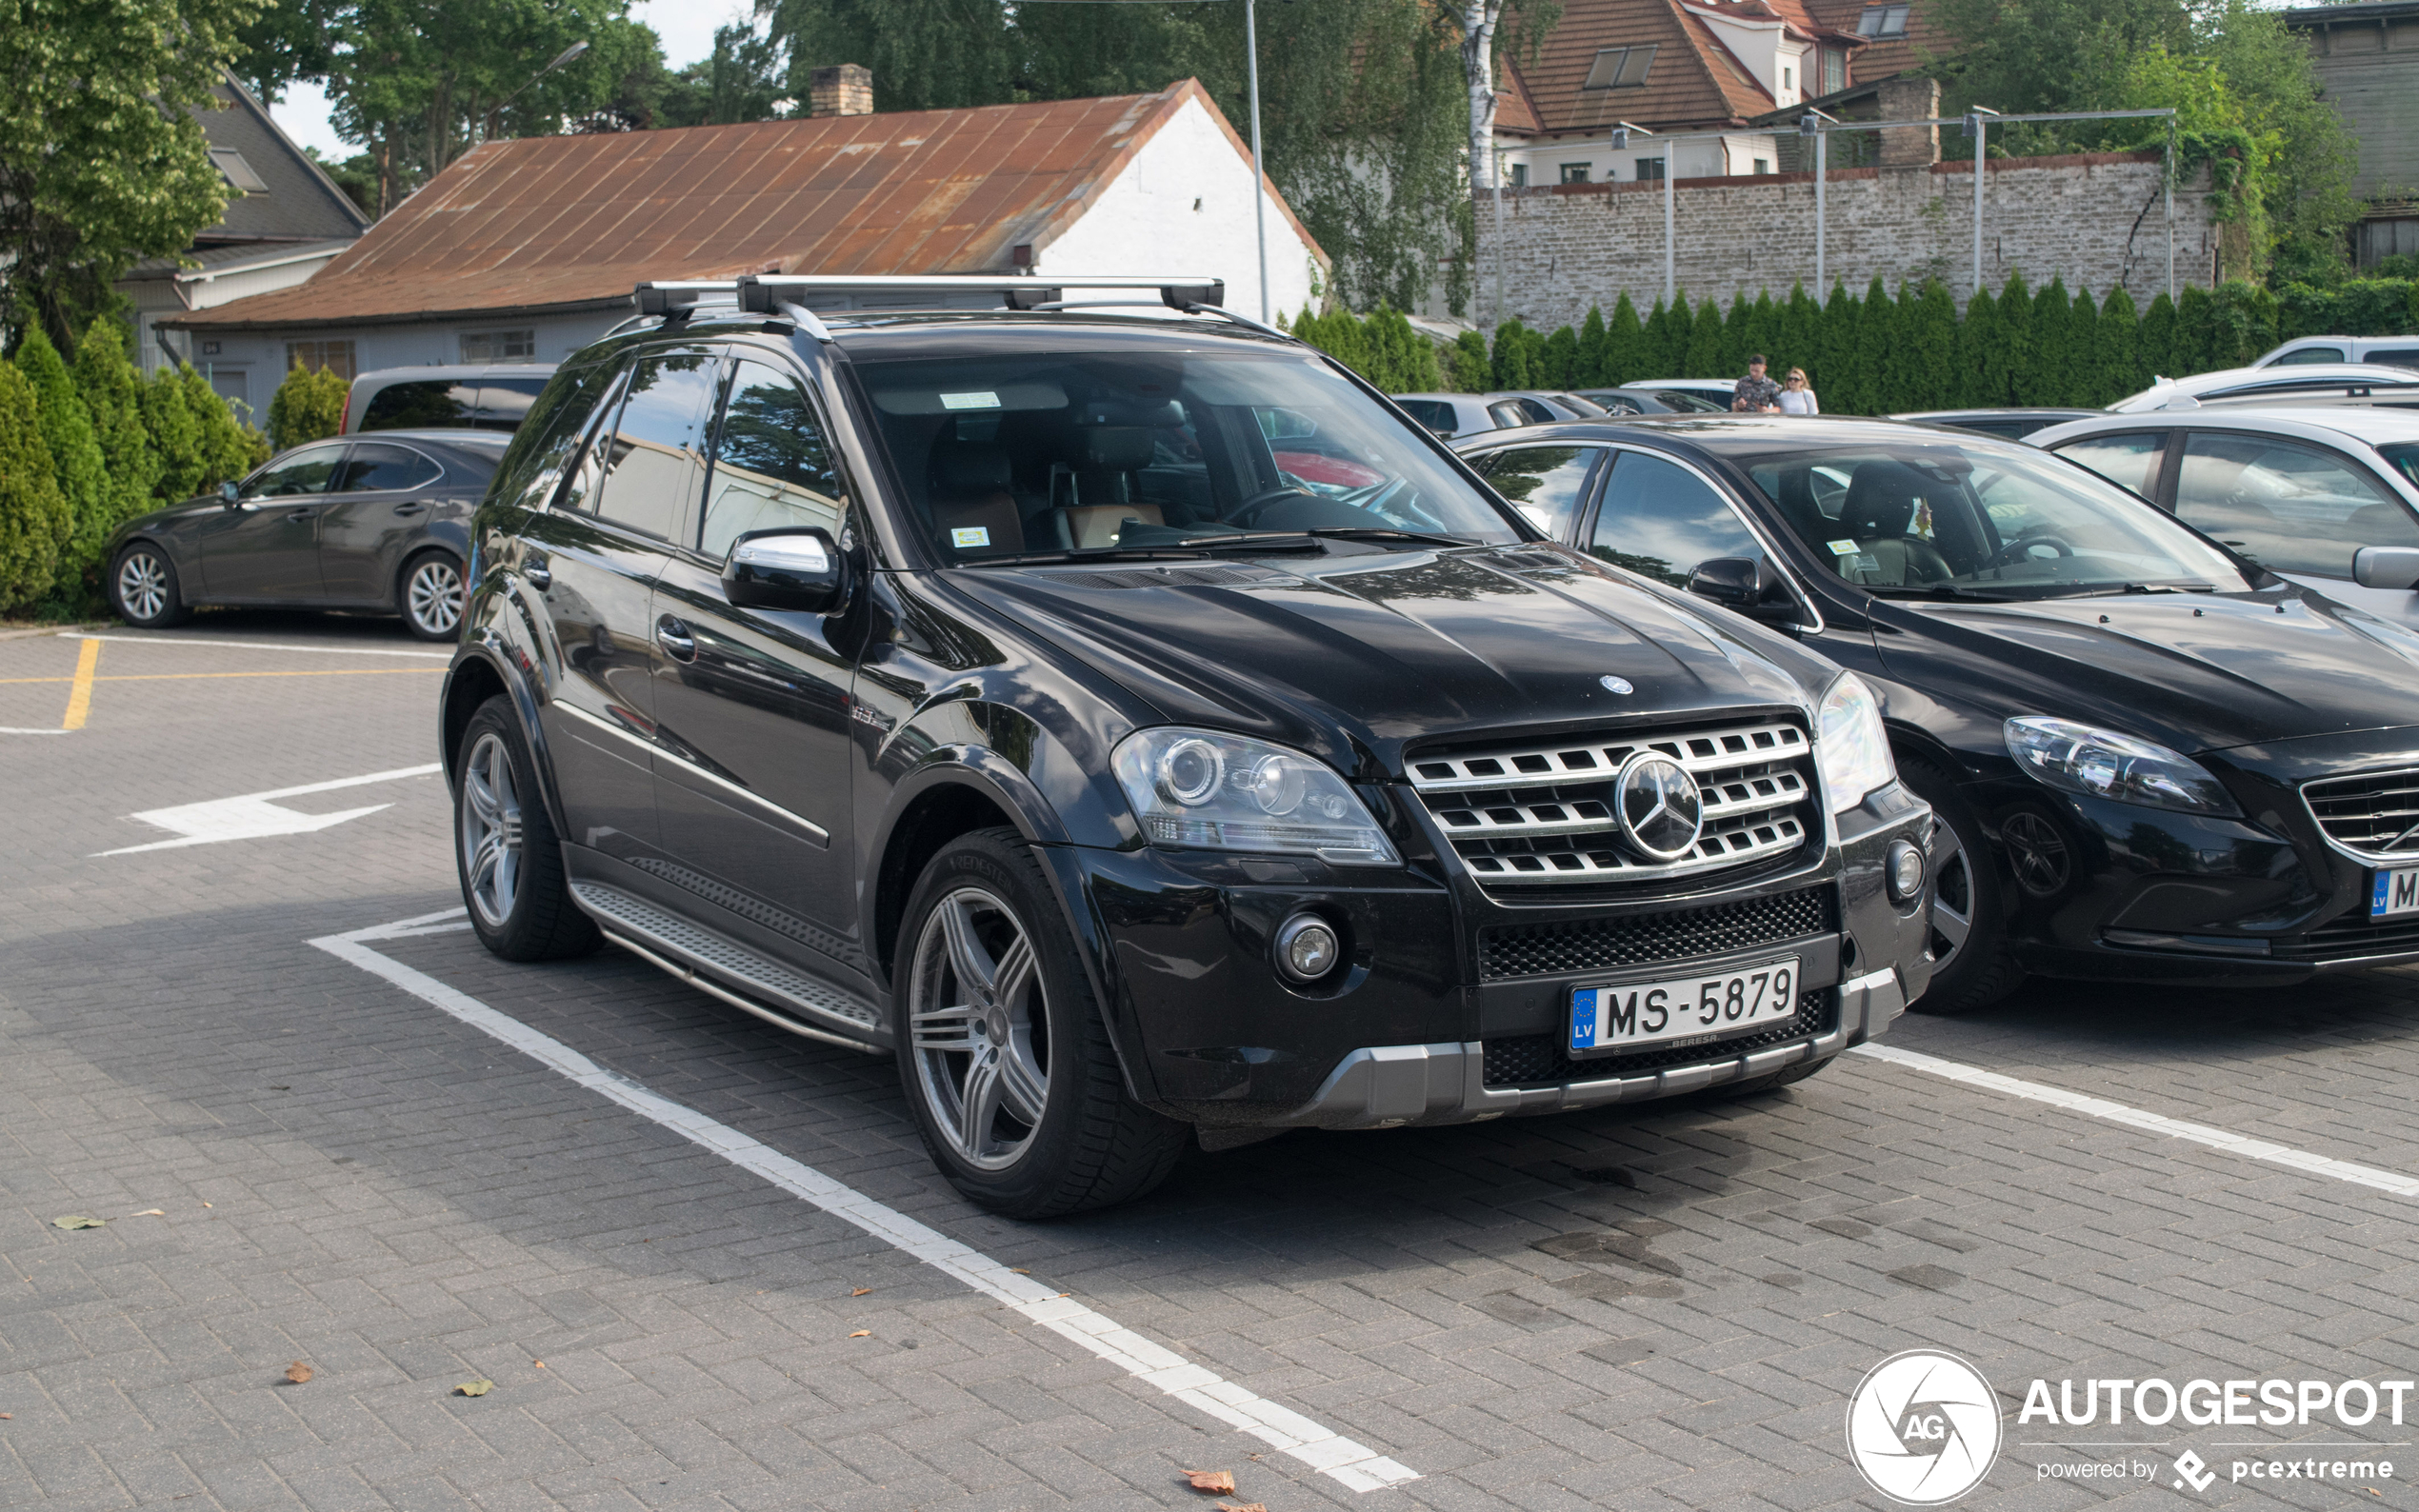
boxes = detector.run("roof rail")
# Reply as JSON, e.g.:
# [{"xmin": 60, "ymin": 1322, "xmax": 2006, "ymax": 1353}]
[{"xmin": 631, "ymin": 274, "xmax": 1226, "ymax": 320}]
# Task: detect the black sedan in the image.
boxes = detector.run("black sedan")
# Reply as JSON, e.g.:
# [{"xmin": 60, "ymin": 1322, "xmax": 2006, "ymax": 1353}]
[
  {"xmin": 105, "ymin": 428, "xmax": 508, "ymax": 640},
  {"xmin": 1459, "ymin": 416, "xmax": 2419, "ymax": 1010}
]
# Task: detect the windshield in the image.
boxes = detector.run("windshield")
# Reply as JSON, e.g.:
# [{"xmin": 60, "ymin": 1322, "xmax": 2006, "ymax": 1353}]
[
  {"xmin": 1741, "ymin": 440, "xmax": 2253, "ymax": 597},
  {"xmin": 848, "ymin": 347, "xmax": 1522, "ymax": 563}
]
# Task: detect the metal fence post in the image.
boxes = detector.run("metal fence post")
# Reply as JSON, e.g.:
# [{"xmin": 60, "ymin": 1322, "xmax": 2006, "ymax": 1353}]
[{"xmin": 1664, "ymin": 151, "xmax": 1675, "ymax": 307}]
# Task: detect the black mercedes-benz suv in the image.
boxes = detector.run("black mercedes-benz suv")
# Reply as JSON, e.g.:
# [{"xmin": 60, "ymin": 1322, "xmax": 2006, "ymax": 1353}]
[{"xmin": 440, "ymin": 274, "xmax": 1934, "ymax": 1217}]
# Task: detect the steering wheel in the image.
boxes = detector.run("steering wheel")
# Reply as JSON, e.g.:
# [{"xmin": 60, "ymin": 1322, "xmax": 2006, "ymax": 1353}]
[
  {"xmin": 1991, "ymin": 532, "xmax": 2075, "ymax": 567},
  {"xmin": 1229, "ymin": 485, "xmax": 1316, "ymax": 527}
]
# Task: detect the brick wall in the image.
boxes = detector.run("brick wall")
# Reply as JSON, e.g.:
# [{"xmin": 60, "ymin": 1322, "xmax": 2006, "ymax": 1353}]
[{"xmin": 1469, "ymin": 150, "xmax": 2221, "ymax": 331}]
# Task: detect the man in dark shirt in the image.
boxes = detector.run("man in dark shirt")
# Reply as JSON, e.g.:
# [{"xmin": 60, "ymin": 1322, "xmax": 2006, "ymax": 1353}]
[{"xmin": 1734, "ymin": 354, "xmax": 1782, "ymax": 412}]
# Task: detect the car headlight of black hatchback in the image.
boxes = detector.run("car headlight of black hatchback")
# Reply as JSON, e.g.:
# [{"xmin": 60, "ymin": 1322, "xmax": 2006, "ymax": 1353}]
[
  {"xmin": 2004, "ymin": 716, "xmax": 2240, "ymax": 817},
  {"xmin": 1111, "ymin": 727, "xmax": 1401, "ymax": 865}
]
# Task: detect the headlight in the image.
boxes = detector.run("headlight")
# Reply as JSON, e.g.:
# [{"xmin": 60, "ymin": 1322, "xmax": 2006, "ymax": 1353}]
[
  {"xmin": 1816, "ymin": 673, "xmax": 1895, "ymax": 815},
  {"xmin": 2004, "ymin": 716, "xmax": 2239, "ymax": 816},
  {"xmin": 1111, "ymin": 727, "xmax": 1400, "ymax": 865}
]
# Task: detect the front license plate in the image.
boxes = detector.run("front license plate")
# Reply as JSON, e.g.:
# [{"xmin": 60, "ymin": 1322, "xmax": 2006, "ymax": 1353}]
[
  {"xmin": 1569, "ymin": 956, "xmax": 1802, "ymax": 1057},
  {"xmin": 2372, "ymin": 867, "xmax": 2419, "ymax": 919}
]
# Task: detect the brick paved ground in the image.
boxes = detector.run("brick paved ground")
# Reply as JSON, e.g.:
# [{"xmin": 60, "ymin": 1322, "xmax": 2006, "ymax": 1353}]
[{"xmin": 5, "ymin": 613, "xmax": 2417, "ymax": 1510}]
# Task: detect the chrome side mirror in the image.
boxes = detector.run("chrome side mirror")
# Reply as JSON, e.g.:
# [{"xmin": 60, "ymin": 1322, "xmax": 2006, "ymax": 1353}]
[
  {"xmin": 2353, "ymin": 545, "xmax": 2419, "ymax": 591},
  {"xmin": 723, "ymin": 527, "xmax": 845, "ymax": 613}
]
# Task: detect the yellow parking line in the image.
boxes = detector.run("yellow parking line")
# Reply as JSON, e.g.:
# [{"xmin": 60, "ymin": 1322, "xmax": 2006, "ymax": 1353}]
[
  {"xmin": 0, "ymin": 667, "xmax": 447, "ymax": 686},
  {"xmin": 59, "ymin": 639, "xmax": 100, "ymax": 729}
]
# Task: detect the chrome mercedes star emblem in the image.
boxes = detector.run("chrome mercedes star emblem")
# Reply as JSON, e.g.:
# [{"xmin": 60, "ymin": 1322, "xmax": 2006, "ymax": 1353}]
[
  {"xmin": 1614, "ymin": 750, "xmax": 1705, "ymax": 861},
  {"xmin": 1600, "ymin": 675, "xmax": 1633, "ymax": 695}
]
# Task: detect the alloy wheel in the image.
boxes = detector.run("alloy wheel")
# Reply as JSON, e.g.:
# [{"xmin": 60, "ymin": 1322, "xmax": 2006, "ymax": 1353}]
[
  {"xmin": 408, "ymin": 557, "xmax": 464, "ymax": 637},
  {"xmin": 908, "ymin": 886, "xmax": 1051, "ymax": 1170},
  {"xmin": 117, "ymin": 551, "xmax": 170, "ymax": 623},
  {"xmin": 459, "ymin": 731, "xmax": 524, "ymax": 927},
  {"xmin": 1928, "ymin": 811, "xmax": 1973, "ymax": 970}
]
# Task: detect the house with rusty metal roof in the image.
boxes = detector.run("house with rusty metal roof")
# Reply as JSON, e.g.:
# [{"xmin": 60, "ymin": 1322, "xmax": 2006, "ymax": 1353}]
[
  {"xmin": 159, "ymin": 75, "xmax": 1327, "ymax": 389},
  {"xmin": 117, "ymin": 76, "xmax": 372, "ymax": 407},
  {"xmin": 1489, "ymin": 0, "xmax": 1952, "ymax": 188}
]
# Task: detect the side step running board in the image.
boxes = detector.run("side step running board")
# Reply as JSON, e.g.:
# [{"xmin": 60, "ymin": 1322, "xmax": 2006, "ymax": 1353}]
[{"xmin": 570, "ymin": 881, "xmax": 886, "ymax": 1054}]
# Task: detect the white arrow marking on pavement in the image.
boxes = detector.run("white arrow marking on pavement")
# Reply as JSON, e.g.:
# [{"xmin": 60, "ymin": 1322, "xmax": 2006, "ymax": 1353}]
[
  {"xmin": 312, "ymin": 908, "xmax": 1421, "ymax": 1496},
  {"xmin": 98, "ymin": 764, "xmax": 443, "ymax": 855}
]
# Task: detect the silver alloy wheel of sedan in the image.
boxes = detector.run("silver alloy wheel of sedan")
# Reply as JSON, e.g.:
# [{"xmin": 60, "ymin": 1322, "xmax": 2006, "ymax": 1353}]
[
  {"xmin": 1928, "ymin": 810, "xmax": 1974, "ymax": 972},
  {"xmin": 908, "ymin": 885, "xmax": 1051, "ymax": 1171},
  {"xmin": 117, "ymin": 549, "xmax": 170, "ymax": 623},
  {"xmin": 458, "ymin": 731, "xmax": 524, "ymax": 927},
  {"xmin": 406, "ymin": 556, "xmax": 464, "ymax": 637}
]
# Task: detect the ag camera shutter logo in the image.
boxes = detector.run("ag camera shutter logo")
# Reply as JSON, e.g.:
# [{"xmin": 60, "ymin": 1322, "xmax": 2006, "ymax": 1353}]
[{"xmin": 1847, "ymin": 1349, "xmax": 2004, "ymax": 1504}]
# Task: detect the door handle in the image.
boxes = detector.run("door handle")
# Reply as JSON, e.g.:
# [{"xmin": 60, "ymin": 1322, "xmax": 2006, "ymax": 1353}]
[
  {"xmin": 521, "ymin": 562, "xmax": 551, "ymax": 590},
  {"xmin": 655, "ymin": 616, "xmax": 697, "ymax": 662},
  {"xmin": 288, "ymin": 507, "xmax": 317, "ymax": 520},
  {"xmin": 393, "ymin": 501, "xmax": 428, "ymax": 515}
]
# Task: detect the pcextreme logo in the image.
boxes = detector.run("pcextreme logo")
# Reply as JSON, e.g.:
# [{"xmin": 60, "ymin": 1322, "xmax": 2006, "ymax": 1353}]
[{"xmin": 1846, "ymin": 1350, "xmax": 2005, "ymax": 1505}]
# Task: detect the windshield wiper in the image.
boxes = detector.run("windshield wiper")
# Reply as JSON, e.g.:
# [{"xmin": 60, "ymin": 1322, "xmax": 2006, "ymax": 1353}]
[
  {"xmin": 1863, "ymin": 583, "xmax": 2023, "ymax": 601},
  {"xmin": 2030, "ymin": 581, "xmax": 2221, "ymax": 599},
  {"xmin": 1301, "ymin": 527, "xmax": 1482, "ymax": 547},
  {"xmin": 963, "ymin": 547, "xmax": 1218, "ymax": 567}
]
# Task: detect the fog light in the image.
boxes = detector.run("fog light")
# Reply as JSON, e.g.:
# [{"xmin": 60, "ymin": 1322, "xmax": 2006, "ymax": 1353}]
[
  {"xmin": 1273, "ymin": 914, "xmax": 1340, "ymax": 983},
  {"xmin": 1887, "ymin": 839, "xmax": 1926, "ymax": 902}
]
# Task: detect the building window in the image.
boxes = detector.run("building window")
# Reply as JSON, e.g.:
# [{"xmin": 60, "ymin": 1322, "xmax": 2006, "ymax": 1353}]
[
  {"xmin": 1560, "ymin": 163, "xmax": 1591, "ymax": 184},
  {"xmin": 1782, "ymin": 67, "xmax": 1793, "ymax": 91},
  {"xmin": 1508, "ymin": 162, "xmax": 1529, "ymax": 188},
  {"xmin": 1821, "ymin": 47, "xmax": 1847, "ymax": 93},
  {"xmin": 1637, "ymin": 157, "xmax": 1666, "ymax": 181},
  {"xmin": 208, "ymin": 149, "xmax": 269, "ymax": 193},
  {"xmin": 1856, "ymin": 4, "xmax": 1909, "ymax": 37},
  {"xmin": 461, "ymin": 328, "xmax": 537, "ymax": 363},
  {"xmin": 1581, "ymin": 45, "xmax": 1657, "ymax": 90},
  {"xmin": 285, "ymin": 340, "xmax": 356, "ymax": 381},
  {"xmin": 1753, "ymin": 158, "xmax": 1771, "ymax": 174}
]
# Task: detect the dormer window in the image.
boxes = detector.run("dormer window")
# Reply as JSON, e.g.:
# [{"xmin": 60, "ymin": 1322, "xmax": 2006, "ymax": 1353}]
[
  {"xmin": 209, "ymin": 149, "xmax": 269, "ymax": 193},
  {"xmin": 1856, "ymin": 4, "xmax": 1909, "ymax": 37},
  {"xmin": 1582, "ymin": 45, "xmax": 1658, "ymax": 90}
]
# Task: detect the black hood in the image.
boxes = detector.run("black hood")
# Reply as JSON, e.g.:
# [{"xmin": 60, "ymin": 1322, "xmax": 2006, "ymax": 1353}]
[
  {"xmin": 950, "ymin": 545, "xmax": 1828, "ymax": 777},
  {"xmin": 1873, "ymin": 587, "xmax": 2419, "ymax": 755}
]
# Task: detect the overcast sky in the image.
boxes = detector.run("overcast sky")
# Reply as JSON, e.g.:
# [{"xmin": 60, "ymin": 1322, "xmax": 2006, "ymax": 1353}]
[{"xmin": 268, "ymin": 1, "xmax": 749, "ymax": 161}]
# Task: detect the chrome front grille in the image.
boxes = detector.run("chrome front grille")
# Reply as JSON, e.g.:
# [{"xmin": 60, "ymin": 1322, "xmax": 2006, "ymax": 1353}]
[
  {"xmin": 2302, "ymin": 767, "xmax": 2419, "ymax": 861},
  {"xmin": 1408, "ymin": 718, "xmax": 1819, "ymax": 888}
]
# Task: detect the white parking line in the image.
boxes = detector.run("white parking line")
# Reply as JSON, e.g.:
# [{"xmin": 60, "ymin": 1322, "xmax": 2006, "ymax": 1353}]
[
  {"xmin": 1850, "ymin": 1043, "xmax": 2419, "ymax": 1200},
  {"xmin": 100, "ymin": 765, "xmax": 444, "ymax": 855},
  {"xmin": 64, "ymin": 633, "xmax": 451, "ymax": 659},
  {"xmin": 310, "ymin": 909, "xmax": 1420, "ymax": 1495}
]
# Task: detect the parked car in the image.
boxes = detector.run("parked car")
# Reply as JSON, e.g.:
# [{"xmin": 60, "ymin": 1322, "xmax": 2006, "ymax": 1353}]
[
  {"xmin": 106, "ymin": 429, "xmax": 506, "ymax": 640},
  {"xmin": 1390, "ymin": 390, "xmax": 1595, "ymax": 439},
  {"xmin": 443, "ymin": 274, "xmax": 1935, "ymax": 1217},
  {"xmin": 2253, "ymin": 336, "xmax": 2419, "ymax": 370},
  {"xmin": 2029, "ymin": 407, "xmax": 2419, "ymax": 627},
  {"xmin": 1456, "ymin": 415, "xmax": 2419, "ymax": 1013},
  {"xmin": 1610, "ymin": 379, "xmax": 1741, "ymax": 410},
  {"xmin": 1889, "ymin": 408, "xmax": 2099, "ymax": 440},
  {"xmin": 343, "ymin": 364, "xmax": 559, "ymax": 434},
  {"xmin": 1578, "ymin": 387, "xmax": 1730, "ymax": 416},
  {"xmin": 2107, "ymin": 363, "xmax": 2419, "ymax": 413},
  {"xmin": 1499, "ymin": 389, "xmax": 1609, "ymax": 419}
]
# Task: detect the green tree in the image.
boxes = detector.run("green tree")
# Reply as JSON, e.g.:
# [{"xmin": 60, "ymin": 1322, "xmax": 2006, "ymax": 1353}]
[
  {"xmin": 0, "ymin": 363, "xmax": 69, "ymax": 615},
  {"xmin": 2095, "ymin": 287, "xmax": 2143, "ymax": 406},
  {"xmin": 2019, "ymin": 275, "xmax": 2068, "ymax": 404},
  {"xmin": 2175, "ymin": 284, "xmax": 2217, "ymax": 374},
  {"xmin": 1490, "ymin": 320, "xmax": 1533, "ymax": 388},
  {"xmin": 70, "ymin": 320, "xmax": 160, "ymax": 572},
  {"xmin": 11, "ymin": 329, "xmax": 102, "ymax": 602},
  {"xmin": 182, "ymin": 365, "xmax": 267, "ymax": 487},
  {"xmin": 1846, "ymin": 276, "xmax": 1895, "ymax": 415},
  {"xmin": 1903, "ymin": 279, "xmax": 1959, "ymax": 412},
  {"xmin": 1604, "ymin": 293, "xmax": 1643, "ymax": 386},
  {"xmin": 1994, "ymin": 274, "xmax": 2034, "ymax": 408},
  {"xmin": 0, "ymin": 0, "xmax": 257, "ymax": 349},
  {"xmin": 1541, "ymin": 324, "xmax": 1579, "ymax": 388},
  {"xmin": 1641, "ymin": 294, "xmax": 1677, "ymax": 376},
  {"xmin": 268, "ymin": 362, "xmax": 348, "ymax": 451},
  {"xmin": 1779, "ymin": 283, "xmax": 1821, "ymax": 388},
  {"xmin": 1818, "ymin": 281, "xmax": 1859, "ymax": 411},
  {"xmin": 143, "ymin": 366, "xmax": 209, "ymax": 504},
  {"xmin": 1685, "ymin": 297, "xmax": 1725, "ymax": 378},
  {"xmin": 1576, "ymin": 305, "xmax": 1607, "ymax": 387},
  {"xmin": 2209, "ymin": 280, "xmax": 2279, "ymax": 367},
  {"xmin": 1952, "ymin": 284, "xmax": 1999, "ymax": 407},
  {"xmin": 2138, "ymin": 289, "xmax": 2178, "ymax": 380},
  {"xmin": 1450, "ymin": 330, "xmax": 1490, "ymax": 391},
  {"xmin": 1720, "ymin": 290, "xmax": 1752, "ymax": 377}
]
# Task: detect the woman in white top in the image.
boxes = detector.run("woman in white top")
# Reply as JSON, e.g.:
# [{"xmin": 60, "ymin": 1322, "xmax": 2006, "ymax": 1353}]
[{"xmin": 1777, "ymin": 368, "xmax": 1819, "ymax": 414}]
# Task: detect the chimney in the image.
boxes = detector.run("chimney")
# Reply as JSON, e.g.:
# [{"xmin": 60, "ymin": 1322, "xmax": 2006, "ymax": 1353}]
[
  {"xmin": 1875, "ymin": 76, "xmax": 1941, "ymax": 168},
  {"xmin": 810, "ymin": 65, "xmax": 874, "ymax": 118}
]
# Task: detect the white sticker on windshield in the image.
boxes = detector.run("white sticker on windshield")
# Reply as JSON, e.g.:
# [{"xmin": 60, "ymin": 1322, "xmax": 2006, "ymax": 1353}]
[
  {"xmin": 950, "ymin": 527, "xmax": 991, "ymax": 549},
  {"xmin": 1827, "ymin": 539, "xmax": 1859, "ymax": 555},
  {"xmin": 941, "ymin": 391, "xmax": 1002, "ymax": 411}
]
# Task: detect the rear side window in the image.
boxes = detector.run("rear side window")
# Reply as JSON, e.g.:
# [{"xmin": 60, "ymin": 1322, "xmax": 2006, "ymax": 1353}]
[
  {"xmin": 1479, "ymin": 446, "xmax": 1601, "ymax": 537},
  {"xmin": 1488, "ymin": 402, "xmax": 1529, "ymax": 429},
  {"xmin": 1396, "ymin": 399, "xmax": 1455, "ymax": 433},
  {"xmin": 2173, "ymin": 432, "xmax": 2419, "ymax": 577},
  {"xmin": 488, "ymin": 362, "xmax": 620, "ymax": 514},
  {"xmin": 2274, "ymin": 347, "xmax": 2345, "ymax": 366},
  {"xmin": 473, "ymin": 379, "xmax": 550, "ymax": 430},
  {"xmin": 700, "ymin": 361, "xmax": 844, "ymax": 559},
  {"xmin": 2053, "ymin": 431, "xmax": 2167, "ymax": 499},
  {"xmin": 337, "ymin": 442, "xmax": 442, "ymax": 492},
  {"xmin": 360, "ymin": 380, "xmax": 475, "ymax": 431},
  {"xmin": 590, "ymin": 353, "xmax": 722, "ymax": 540},
  {"xmin": 2368, "ymin": 348, "xmax": 2419, "ymax": 371}
]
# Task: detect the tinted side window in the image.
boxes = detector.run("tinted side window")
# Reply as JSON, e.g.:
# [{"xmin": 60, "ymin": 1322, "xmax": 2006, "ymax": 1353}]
[
  {"xmin": 700, "ymin": 361, "xmax": 844, "ymax": 559},
  {"xmin": 1488, "ymin": 402, "xmax": 1529, "ymax": 429},
  {"xmin": 251, "ymin": 445, "xmax": 346, "ymax": 497},
  {"xmin": 590, "ymin": 354, "xmax": 722, "ymax": 540},
  {"xmin": 1589, "ymin": 452, "xmax": 1762, "ymax": 587},
  {"xmin": 490, "ymin": 361, "xmax": 620, "ymax": 513},
  {"xmin": 472, "ymin": 379, "xmax": 550, "ymax": 430},
  {"xmin": 2053, "ymin": 431, "xmax": 2167, "ymax": 499},
  {"xmin": 2174, "ymin": 432, "xmax": 2419, "ymax": 577},
  {"xmin": 360, "ymin": 380, "xmax": 475, "ymax": 431},
  {"xmin": 1479, "ymin": 446, "xmax": 1601, "ymax": 538},
  {"xmin": 1397, "ymin": 399, "xmax": 1455, "ymax": 433},
  {"xmin": 2369, "ymin": 348, "xmax": 2419, "ymax": 371},
  {"xmin": 2274, "ymin": 347, "xmax": 2345, "ymax": 366},
  {"xmin": 337, "ymin": 442, "xmax": 442, "ymax": 492}
]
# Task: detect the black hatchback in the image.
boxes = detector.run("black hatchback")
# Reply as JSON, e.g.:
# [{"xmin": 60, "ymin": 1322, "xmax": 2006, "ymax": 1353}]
[
  {"xmin": 105, "ymin": 428, "xmax": 507, "ymax": 639},
  {"xmin": 439, "ymin": 276, "xmax": 1935, "ymax": 1217},
  {"xmin": 1458, "ymin": 416, "xmax": 2419, "ymax": 1011}
]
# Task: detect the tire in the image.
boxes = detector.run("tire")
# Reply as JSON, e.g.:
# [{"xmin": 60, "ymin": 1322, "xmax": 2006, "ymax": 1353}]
[
  {"xmin": 400, "ymin": 549, "xmax": 466, "ymax": 641},
  {"xmin": 1897, "ymin": 759, "xmax": 2025, "ymax": 1014},
  {"xmin": 893, "ymin": 827, "xmax": 1188, "ymax": 1218},
  {"xmin": 453, "ymin": 695, "xmax": 600, "ymax": 962},
  {"xmin": 1709, "ymin": 1053, "xmax": 1834, "ymax": 1101},
  {"xmin": 112, "ymin": 543, "xmax": 190, "ymax": 629}
]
